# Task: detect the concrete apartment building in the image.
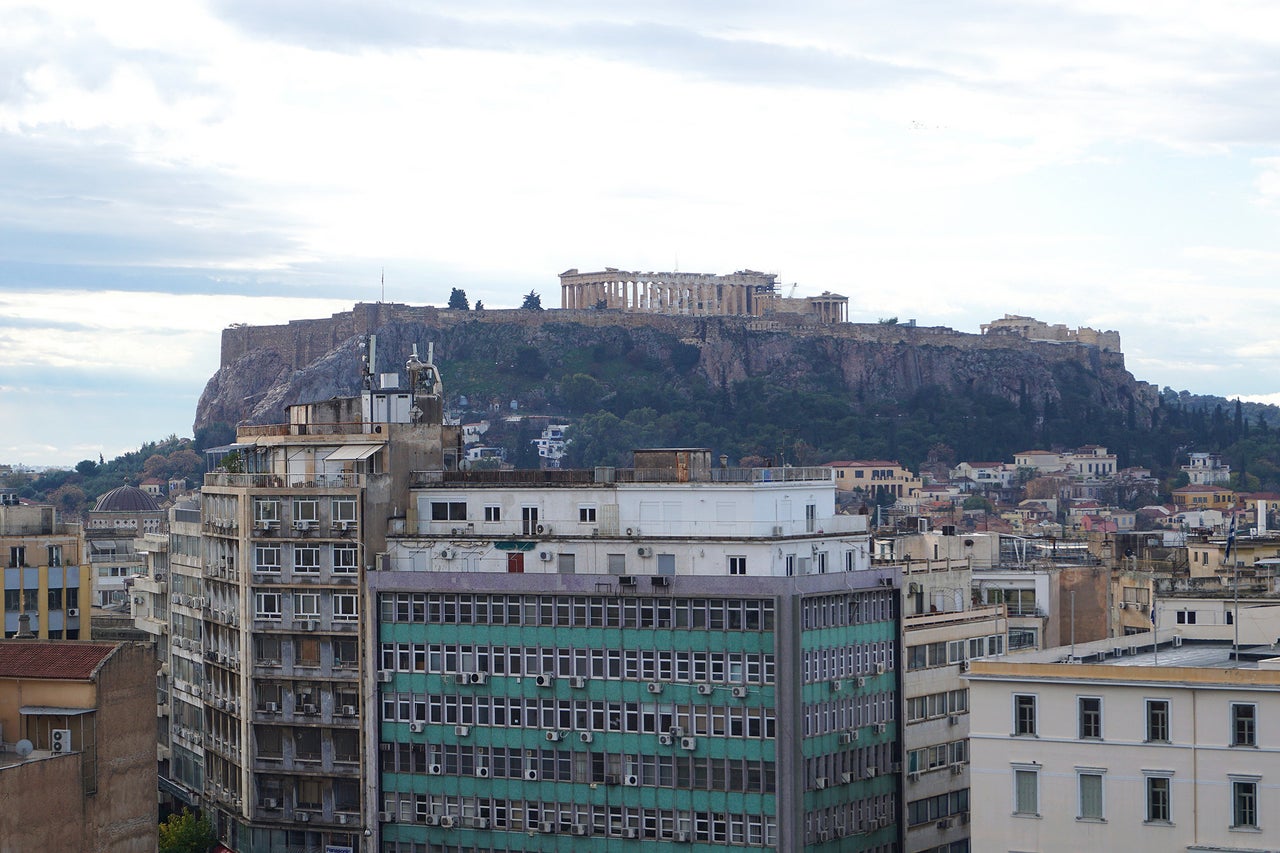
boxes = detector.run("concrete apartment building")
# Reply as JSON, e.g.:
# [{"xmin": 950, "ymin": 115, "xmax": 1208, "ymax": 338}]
[
  {"xmin": 371, "ymin": 449, "xmax": 901, "ymax": 852},
  {"xmin": 165, "ymin": 340, "xmax": 459, "ymax": 853},
  {"xmin": 967, "ymin": 634, "xmax": 1280, "ymax": 852},
  {"xmin": 0, "ymin": 641, "xmax": 156, "ymax": 851},
  {"xmin": 1, "ymin": 489, "xmax": 90, "ymax": 640}
]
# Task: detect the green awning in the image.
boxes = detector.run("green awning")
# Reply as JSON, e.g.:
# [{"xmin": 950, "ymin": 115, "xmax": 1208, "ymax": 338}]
[{"xmin": 493, "ymin": 541, "xmax": 536, "ymax": 552}]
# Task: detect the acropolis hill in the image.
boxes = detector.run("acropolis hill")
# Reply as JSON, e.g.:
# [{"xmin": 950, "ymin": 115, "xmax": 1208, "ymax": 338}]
[{"xmin": 197, "ymin": 272, "xmax": 1156, "ymax": 436}]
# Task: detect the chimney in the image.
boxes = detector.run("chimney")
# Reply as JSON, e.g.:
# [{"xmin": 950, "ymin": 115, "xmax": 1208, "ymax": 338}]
[{"xmin": 15, "ymin": 613, "xmax": 35, "ymax": 639}]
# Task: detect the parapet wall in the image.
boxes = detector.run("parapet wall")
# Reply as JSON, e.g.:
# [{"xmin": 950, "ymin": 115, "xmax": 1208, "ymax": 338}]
[{"xmin": 981, "ymin": 314, "xmax": 1122, "ymax": 352}]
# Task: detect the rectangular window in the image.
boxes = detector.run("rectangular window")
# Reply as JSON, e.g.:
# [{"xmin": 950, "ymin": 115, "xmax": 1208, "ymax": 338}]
[
  {"xmin": 430, "ymin": 501, "xmax": 467, "ymax": 521},
  {"xmin": 294, "ymin": 546, "xmax": 321, "ymax": 573},
  {"xmin": 332, "ymin": 544, "xmax": 359, "ymax": 574},
  {"xmin": 294, "ymin": 593, "xmax": 320, "ymax": 618},
  {"xmin": 1145, "ymin": 775, "xmax": 1171, "ymax": 823},
  {"xmin": 46, "ymin": 545, "xmax": 62, "ymax": 567},
  {"xmin": 255, "ymin": 544, "xmax": 281, "ymax": 573},
  {"xmin": 484, "ymin": 505, "xmax": 501, "ymax": 522},
  {"xmin": 607, "ymin": 554, "xmax": 626, "ymax": 575},
  {"xmin": 8, "ymin": 547, "xmax": 25, "ymax": 568},
  {"xmin": 1079, "ymin": 697, "xmax": 1103, "ymax": 739},
  {"xmin": 292, "ymin": 499, "xmax": 318, "ymax": 524},
  {"xmin": 254, "ymin": 498, "xmax": 280, "ymax": 524},
  {"xmin": 334, "ymin": 593, "xmax": 358, "ymax": 622},
  {"xmin": 557, "ymin": 553, "xmax": 576, "ymax": 574},
  {"xmin": 1146, "ymin": 699, "xmax": 1170, "ymax": 742},
  {"xmin": 1078, "ymin": 771, "xmax": 1104, "ymax": 820},
  {"xmin": 331, "ymin": 498, "xmax": 357, "ymax": 523},
  {"xmin": 1014, "ymin": 694, "xmax": 1037, "ymax": 736},
  {"xmin": 1233, "ymin": 779, "xmax": 1258, "ymax": 828},
  {"xmin": 256, "ymin": 592, "xmax": 282, "ymax": 618},
  {"xmin": 1014, "ymin": 767, "xmax": 1039, "ymax": 816},
  {"xmin": 728, "ymin": 556, "xmax": 747, "ymax": 576},
  {"xmin": 1232, "ymin": 703, "xmax": 1257, "ymax": 747},
  {"xmin": 579, "ymin": 505, "xmax": 597, "ymax": 523}
]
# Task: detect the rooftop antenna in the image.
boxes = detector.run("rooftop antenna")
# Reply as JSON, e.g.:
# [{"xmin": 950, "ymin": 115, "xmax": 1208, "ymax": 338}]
[{"xmin": 381, "ymin": 267, "xmax": 385, "ymax": 303}]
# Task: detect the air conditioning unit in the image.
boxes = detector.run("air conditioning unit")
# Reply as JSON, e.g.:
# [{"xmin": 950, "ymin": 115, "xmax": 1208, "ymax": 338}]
[
  {"xmin": 675, "ymin": 831, "xmax": 692, "ymax": 843},
  {"xmin": 428, "ymin": 763, "xmax": 442, "ymax": 775},
  {"xmin": 669, "ymin": 726, "xmax": 684, "ymax": 738},
  {"xmin": 439, "ymin": 548, "xmax": 455, "ymax": 560},
  {"xmin": 679, "ymin": 736, "xmax": 697, "ymax": 750},
  {"xmin": 838, "ymin": 731, "xmax": 858, "ymax": 744},
  {"xmin": 1118, "ymin": 601, "xmax": 1127, "ymax": 609},
  {"xmin": 626, "ymin": 527, "xmax": 640, "ymax": 536},
  {"xmin": 624, "ymin": 774, "xmax": 639, "ymax": 786},
  {"xmin": 866, "ymin": 766, "xmax": 878, "ymax": 777},
  {"xmin": 568, "ymin": 676, "xmax": 587, "ymax": 688},
  {"xmin": 535, "ymin": 524, "xmax": 552, "ymax": 535},
  {"xmin": 377, "ymin": 670, "xmax": 393, "ymax": 683},
  {"xmin": 265, "ymin": 702, "xmax": 279, "ymax": 713},
  {"xmin": 623, "ymin": 827, "xmax": 640, "ymax": 839},
  {"xmin": 772, "ymin": 525, "xmax": 784, "ymax": 536},
  {"xmin": 475, "ymin": 765, "xmax": 490, "ymax": 778},
  {"xmin": 951, "ymin": 762, "xmax": 965, "ymax": 775},
  {"xmin": 840, "ymin": 771, "xmax": 854, "ymax": 785},
  {"xmin": 876, "ymin": 663, "xmax": 886, "ymax": 675},
  {"xmin": 646, "ymin": 682, "xmax": 664, "ymax": 694},
  {"xmin": 948, "ymin": 714, "xmax": 959, "ymax": 726},
  {"xmin": 937, "ymin": 818, "xmax": 953, "ymax": 830},
  {"xmin": 340, "ymin": 704, "xmax": 356, "ymax": 716},
  {"xmin": 302, "ymin": 703, "xmax": 318, "ymax": 715},
  {"xmin": 450, "ymin": 527, "xmax": 464, "ymax": 536},
  {"xmin": 545, "ymin": 730, "xmax": 563, "ymax": 742},
  {"xmin": 830, "ymin": 680, "xmax": 843, "ymax": 692},
  {"xmin": 423, "ymin": 814, "xmax": 440, "ymax": 827},
  {"xmin": 524, "ymin": 769, "xmax": 539, "ymax": 781},
  {"xmin": 535, "ymin": 673, "xmax": 555, "ymax": 687},
  {"xmin": 696, "ymin": 684, "xmax": 714, "ymax": 695},
  {"xmin": 657, "ymin": 734, "xmax": 674, "ymax": 746},
  {"xmin": 410, "ymin": 721, "xmax": 425, "ymax": 733},
  {"xmin": 296, "ymin": 812, "xmax": 310, "ymax": 823},
  {"xmin": 619, "ymin": 575, "xmax": 637, "ymax": 586},
  {"xmin": 336, "ymin": 813, "xmax": 349, "ymax": 825},
  {"xmin": 651, "ymin": 575, "xmax": 670, "ymax": 587},
  {"xmin": 815, "ymin": 776, "xmax": 829, "ymax": 790},
  {"xmin": 855, "ymin": 676, "xmax": 867, "ymax": 687},
  {"xmin": 454, "ymin": 725, "xmax": 471, "ymax": 737},
  {"xmin": 538, "ymin": 821, "xmax": 555, "ymax": 834},
  {"xmin": 572, "ymin": 824, "xmax": 590, "ymax": 837},
  {"xmin": 874, "ymin": 723, "xmax": 887, "ymax": 734},
  {"xmin": 470, "ymin": 672, "xmax": 489, "ymax": 685},
  {"xmin": 538, "ymin": 550, "xmax": 554, "ymax": 562},
  {"xmin": 731, "ymin": 686, "xmax": 747, "ymax": 698},
  {"xmin": 637, "ymin": 547, "xmax": 654, "ymax": 558},
  {"xmin": 51, "ymin": 729, "xmax": 71, "ymax": 753},
  {"xmin": 908, "ymin": 771, "xmax": 921, "ymax": 782},
  {"xmin": 67, "ymin": 608, "xmax": 79, "ymax": 617},
  {"xmin": 578, "ymin": 731, "xmax": 594, "ymax": 744},
  {"xmin": 263, "ymin": 798, "xmax": 279, "ymax": 809}
]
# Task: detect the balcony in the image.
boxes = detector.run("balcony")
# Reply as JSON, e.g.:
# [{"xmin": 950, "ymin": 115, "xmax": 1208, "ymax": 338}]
[{"xmin": 204, "ymin": 472, "xmax": 364, "ymax": 489}]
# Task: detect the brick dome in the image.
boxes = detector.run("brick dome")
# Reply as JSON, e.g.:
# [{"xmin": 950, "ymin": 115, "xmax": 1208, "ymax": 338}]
[{"xmin": 92, "ymin": 485, "xmax": 161, "ymax": 513}]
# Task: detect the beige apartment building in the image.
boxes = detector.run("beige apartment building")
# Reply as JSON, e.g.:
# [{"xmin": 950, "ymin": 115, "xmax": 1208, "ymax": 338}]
[{"xmin": 1, "ymin": 490, "xmax": 90, "ymax": 640}]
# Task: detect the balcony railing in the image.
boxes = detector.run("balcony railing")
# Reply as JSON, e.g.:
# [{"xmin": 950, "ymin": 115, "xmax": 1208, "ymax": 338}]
[{"xmin": 204, "ymin": 472, "xmax": 364, "ymax": 489}]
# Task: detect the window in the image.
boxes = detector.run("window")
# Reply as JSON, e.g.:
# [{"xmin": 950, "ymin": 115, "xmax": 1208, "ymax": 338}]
[
  {"xmin": 295, "ymin": 637, "xmax": 320, "ymax": 666},
  {"xmin": 334, "ymin": 593, "xmax": 358, "ymax": 622},
  {"xmin": 579, "ymin": 505, "xmax": 597, "ymax": 523},
  {"xmin": 1014, "ymin": 766, "xmax": 1039, "ymax": 816},
  {"xmin": 557, "ymin": 553, "xmax": 576, "ymax": 574},
  {"xmin": 47, "ymin": 545, "xmax": 62, "ymax": 567},
  {"xmin": 255, "ymin": 635, "xmax": 282, "ymax": 664},
  {"xmin": 332, "ymin": 544, "xmax": 359, "ymax": 574},
  {"xmin": 8, "ymin": 547, "xmax": 24, "ymax": 568},
  {"xmin": 333, "ymin": 638, "xmax": 357, "ymax": 666},
  {"xmin": 1078, "ymin": 697, "xmax": 1102, "ymax": 739},
  {"xmin": 254, "ymin": 499, "xmax": 279, "ymax": 524},
  {"xmin": 256, "ymin": 592, "xmax": 282, "ymax": 618},
  {"xmin": 294, "ymin": 593, "xmax": 320, "ymax": 618},
  {"xmin": 1146, "ymin": 699, "xmax": 1170, "ymax": 742},
  {"xmin": 484, "ymin": 505, "xmax": 501, "ymax": 523},
  {"xmin": 1232, "ymin": 703, "xmax": 1257, "ymax": 747},
  {"xmin": 1232, "ymin": 778, "xmax": 1259, "ymax": 829},
  {"xmin": 331, "ymin": 498, "xmax": 357, "ymax": 524},
  {"xmin": 1077, "ymin": 770, "xmax": 1104, "ymax": 820},
  {"xmin": 292, "ymin": 499, "xmax": 318, "ymax": 524},
  {"xmin": 1009, "ymin": 627, "xmax": 1038, "ymax": 650},
  {"xmin": 728, "ymin": 556, "xmax": 747, "ymax": 576},
  {"xmin": 255, "ymin": 544, "xmax": 281, "ymax": 573},
  {"xmin": 1145, "ymin": 774, "xmax": 1172, "ymax": 823},
  {"xmin": 430, "ymin": 501, "xmax": 467, "ymax": 521},
  {"xmin": 607, "ymin": 554, "xmax": 626, "ymax": 575},
  {"xmin": 294, "ymin": 546, "xmax": 320, "ymax": 574},
  {"xmin": 1014, "ymin": 694, "xmax": 1037, "ymax": 736}
]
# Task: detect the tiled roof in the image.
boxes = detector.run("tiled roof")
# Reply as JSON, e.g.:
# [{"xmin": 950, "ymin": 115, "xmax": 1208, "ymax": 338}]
[{"xmin": 0, "ymin": 642, "xmax": 117, "ymax": 680}]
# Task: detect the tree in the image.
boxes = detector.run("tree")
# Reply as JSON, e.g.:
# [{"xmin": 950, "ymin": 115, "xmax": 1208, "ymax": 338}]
[
  {"xmin": 448, "ymin": 288, "xmax": 470, "ymax": 310},
  {"xmin": 521, "ymin": 290, "xmax": 543, "ymax": 310},
  {"xmin": 963, "ymin": 495, "xmax": 993, "ymax": 512},
  {"xmin": 475, "ymin": 300, "xmax": 484, "ymax": 311},
  {"xmin": 74, "ymin": 459, "xmax": 98, "ymax": 476},
  {"xmin": 159, "ymin": 808, "xmax": 216, "ymax": 853},
  {"xmin": 48, "ymin": 484, "xmax": 86, "ymax": 518}
]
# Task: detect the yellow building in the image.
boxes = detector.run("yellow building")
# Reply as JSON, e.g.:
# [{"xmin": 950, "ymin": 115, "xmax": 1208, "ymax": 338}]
[
  {"xmin": 1172, "ymin": 485, "xmax": 1236, "ymax": 511},
  {"xmin": 0, "ymin": 491, "xmax": 91, "ymax": 640},
  {"xmin": 0, "ymin": 641, "xmax": 156, "ymax": 851},
  {"xmin": 823, "ymin": 460, "xmax": 922, "ymax": 499}
]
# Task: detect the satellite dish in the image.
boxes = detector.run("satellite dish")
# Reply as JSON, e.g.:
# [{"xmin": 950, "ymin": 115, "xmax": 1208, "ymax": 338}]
[{"xmin": 15, "ymin": 739, "xmax": 33, "ymax": 757}]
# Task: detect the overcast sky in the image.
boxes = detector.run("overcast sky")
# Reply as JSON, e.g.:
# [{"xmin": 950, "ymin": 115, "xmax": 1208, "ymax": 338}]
[{"xmin": 4, "ymin": 0, "xmax": 1280, "ymax": 466}]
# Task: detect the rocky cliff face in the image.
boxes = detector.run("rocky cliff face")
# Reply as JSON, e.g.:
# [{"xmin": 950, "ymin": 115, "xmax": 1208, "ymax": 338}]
[{"xmin": 194, "ymin": 305, "xmax": 1157, "ymax": 435}]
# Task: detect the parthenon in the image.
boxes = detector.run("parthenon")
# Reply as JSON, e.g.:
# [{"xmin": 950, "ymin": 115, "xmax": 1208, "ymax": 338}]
[{"xmin": 558, "ymin": 268, "xmax": 848, "ymax": 323}]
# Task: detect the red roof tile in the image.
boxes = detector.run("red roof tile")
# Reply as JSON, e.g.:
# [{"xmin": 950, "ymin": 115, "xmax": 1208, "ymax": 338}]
[{"xmin": 0, "ymin": 642, "xmax": 118, "ymax": 680}]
